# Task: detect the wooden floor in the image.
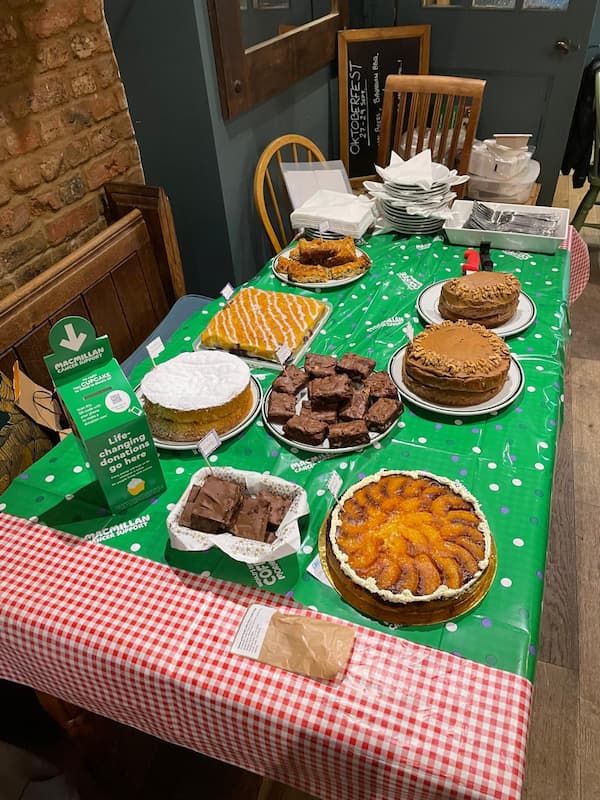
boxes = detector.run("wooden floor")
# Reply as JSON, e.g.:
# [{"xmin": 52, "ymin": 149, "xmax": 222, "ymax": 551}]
[
  {"xmin": 4, "ymin": 176, "xmax": 598, "ymax": 800},
  {"xmin": 522, "ymin": 175, "xmax": 600, "ymax": 800}
]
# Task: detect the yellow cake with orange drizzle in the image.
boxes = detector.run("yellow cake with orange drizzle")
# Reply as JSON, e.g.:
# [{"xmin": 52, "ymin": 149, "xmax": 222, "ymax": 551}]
[
  {"xmin": 200, "ymin": 287, "xmax": 328, "ymax": 363},
  {"xmin": 329, "ymin": 470, "xmax": 491, "ymax": 604}
]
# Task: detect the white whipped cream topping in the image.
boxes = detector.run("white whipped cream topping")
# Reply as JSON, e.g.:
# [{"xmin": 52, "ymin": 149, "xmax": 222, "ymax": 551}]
[{"xmin": 140, "ymin": 351, "xmax": 250, "ymax": 411}]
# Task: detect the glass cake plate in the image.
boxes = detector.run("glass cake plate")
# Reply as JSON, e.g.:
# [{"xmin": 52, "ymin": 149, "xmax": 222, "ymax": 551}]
[
  {"xmin": 416, "ymin": 279, "xmax": 537, "ymax": 338},
  {"xmin": 388, "ymin": 346, "xmax": 524, "ymax": 418},
  {"xmin": 271, "ymin": 243, "xmax": 372, "ymax": 289},
  {"xmin": 193, "ymin": 299, "xmax": 333, "ymax": 372},
  {"xmin": 261, "ymin": 385, "xmax": 402, "ymax": 455},
  {"xmin": 135, "ymin": 375, "xmax": 262, "ymax": 451}
]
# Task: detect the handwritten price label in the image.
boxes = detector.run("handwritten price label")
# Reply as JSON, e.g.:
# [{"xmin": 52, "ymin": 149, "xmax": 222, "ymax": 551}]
[
  {"xmin": 220, "ymin": 282, "xmax": 234, "ymax": 301},
  {"xmin": 327, "ymin": 470, "xmax": 342, "ymax": 501},
  {"xmin": 146, "ymin": 336, "xmax": 164, "ymax": 363},
  {"xmin": 197, "ymin": 428, "xmax": 221, "ymax": 459},
  {"xmin": 276, "ymin": 343, "xmax": 292, "ymax": 365}
]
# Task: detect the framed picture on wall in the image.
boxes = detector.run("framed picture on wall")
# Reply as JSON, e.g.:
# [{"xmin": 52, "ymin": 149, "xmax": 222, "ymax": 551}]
[{"xmin": 338, "ymin": 26, "xmax": 431, "ymax": 185}]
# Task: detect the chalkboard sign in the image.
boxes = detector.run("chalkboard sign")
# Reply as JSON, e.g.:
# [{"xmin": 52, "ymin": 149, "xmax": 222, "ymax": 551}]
[{"xmin": 338, "ymin": 27, "xmax": 430, "ymax": 183}]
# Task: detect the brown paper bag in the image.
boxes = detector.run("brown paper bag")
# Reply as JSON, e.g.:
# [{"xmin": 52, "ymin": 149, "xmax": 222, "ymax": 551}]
[{"xmin": 231, "ymin": 605, "xmax": 355, "ymax": 681}]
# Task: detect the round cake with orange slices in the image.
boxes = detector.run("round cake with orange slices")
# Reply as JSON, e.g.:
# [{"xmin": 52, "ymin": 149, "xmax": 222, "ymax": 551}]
[
  {"xmin": 438, "ymin": 270, "xmax": 521, "ymax": 328},
  {"xmin": 329, "ymin": 470, "xmax": 492, "ymax": 604},
  {"xmin": 402, "ymin": 319, "xmax": 511, "ymax": 406}
]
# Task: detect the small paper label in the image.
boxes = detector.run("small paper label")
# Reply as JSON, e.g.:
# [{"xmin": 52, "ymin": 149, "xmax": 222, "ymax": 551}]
[
  {"xmin": 404, "ymin": 321, "xmax": 414, "ymax": 341},
  {"xmin": 231, "ymin": 604, "xmax": 277, "ymax": 658},
  {"xmin": 276, "ymin": 343, "xmax": 292, "ymax": 365},
  {"xmin": 307, "ymin": 555, "xmax": 333, "ymax": 588},
  {"xmin": 220, "ymin": 282, "xmax": 234, "ymax": 301},
  {"xmin": 318, "ymin": 220, "xmax": 330, "ymax": 235},
  {"xmin": 327, "ymin": 470, "xmax": 342, "ymax": 499},
  {"xmin": 197, "ymin": 428, "xmax": 221, "ymax": 458},
  {"xmin": 146, "ymin": 336, "xmax": 164, "ymax": 360}
]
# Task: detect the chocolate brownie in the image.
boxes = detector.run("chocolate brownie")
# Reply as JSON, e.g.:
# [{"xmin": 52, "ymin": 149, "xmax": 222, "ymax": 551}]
[
  {"xmin": 231, "ymin": 496, "xmax": 272, "ymax": 542},
  {"xmin": 365, "ymin": 398, "xmax": 403, "ymax": 432},
  {"xmin": 257, "ymin": 491, "xmax": 292, "ymax": 531},
  {"xmin": 272, "ymin": 364, "xmax": 308, "ymax": 394},
  {"xmin": 307, "ymin": 373, "xmax": 353, "ymax": 409},
  {"xmin": 283, "ymin": 414, "xmax": 328, "ymax": 445},
  {"xmin": 179, "ymin": 484, "xmax": 200, "ymax": 528},
  {"xmin": 337, "ymin": 353, "xmax": 376, "ymax": 381},
  {"xmin": 364, "ymin": 371, "xmax": 398, "ymax": 400},
  {"xmin": 327, "ymin": 420, "xmax": 370, "ymax": 448},
  {"xmin": 339, "ymin": 388, "xmax": 370, "ymax": 422},
  {"xmin": 267, "ymin": 391, "xmax": 297, "ymax": 424},
  {"xmin": 300, "ymin": 400, "xmax": 338, "ymax": 424},
  {"xmin": 303, "ymin": 352, "xmax": 338, "ymax": 378},
  {"xmin": 190, "ymin": 476, "xmax": 244, "ymax": 533}
]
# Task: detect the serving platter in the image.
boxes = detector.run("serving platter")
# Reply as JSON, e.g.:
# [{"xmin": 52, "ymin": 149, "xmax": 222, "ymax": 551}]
[
  {"xmin": 318, "ymin": 512, "xmax": 497, "ymax": 626},
  {"xmin": 136, "ymin": 375, "xmax": 262, "ymax": 451},
  {"xmin": 261, "ymin": 385, "xmax": 402, "ymax": 455},
  {"xmin": 416, "ymin": 279, "xmax": 537, "ymax": 338},
  {"xmin": 272, "ymin": 243, "xmax": 372, "ymax": 289},
  {"xmin": 388, "ymin": 346, "xmax": 525, "ymax": 418}
]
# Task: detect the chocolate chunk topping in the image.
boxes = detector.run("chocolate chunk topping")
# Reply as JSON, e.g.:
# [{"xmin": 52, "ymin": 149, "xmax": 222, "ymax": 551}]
[
  {"xmin": 365, "ymin": 398, "xmax": 403, "ymax": 432},
  {"xmin": 283, "ymin": 414, "xmax": 328, "ymax": 445},
  {"xmin": 339, "ymin": 388, "xmax": 370, "ymax": 421},
  {"xmin": 301, "ymin": 400, "xmax": 338, "ymax": 424},
  {"xmin": 267, "ymin": 391, "xmax": 297, "ymax": 424},
  {"xmin": 364, "ymin": 371, "xmax": 398, "ymax": 399},
  {"xmin": 272, "ymin": 364, "xmax": 308, "ymax": 394},
  {"xmin": 189, "ymin": 476, "xmax": 243, "ymax": 533},
  {"xmin": 308, "ymin": 373, "xmax": 353, "ymax": 409},
  {"xmin": 337, "ymin": 353, "xmax": 376, "ymax": 381},
  {"xmin": 304, "ymin": 352, "xmax": 338, "ymax": 378},
  {"xmin": 327, "ymin": 420, "xmax": 370, "ymax": 448}
]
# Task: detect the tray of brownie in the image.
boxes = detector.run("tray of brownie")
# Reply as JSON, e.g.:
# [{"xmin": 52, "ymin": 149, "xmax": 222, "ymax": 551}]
[
  {"xmin": 272, "ymin": 236, "xmax": 372, "ymax": 289},
  {"xmin": 262, "ymin": 351, "xmax": 404, "ymax": 455},
  {"xmin": 167, "ymin": 467, "xmax": 309, "ymax": 561}
]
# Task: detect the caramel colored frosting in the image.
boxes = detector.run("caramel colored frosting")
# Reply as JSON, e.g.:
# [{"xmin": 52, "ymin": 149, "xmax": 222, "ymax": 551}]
[
  {"xmin": 442, "ymin": 271, "xmax": 521, "ymax": 303},
  {"xmin": 404, "ymin": 320, "xmax": 510, "ymax": 392}
]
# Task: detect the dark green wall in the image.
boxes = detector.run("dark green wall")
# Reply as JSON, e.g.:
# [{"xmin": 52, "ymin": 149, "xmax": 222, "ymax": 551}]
[{"xmin": 106, "ymin": 1, "xmax": 337, "ymax": 295}]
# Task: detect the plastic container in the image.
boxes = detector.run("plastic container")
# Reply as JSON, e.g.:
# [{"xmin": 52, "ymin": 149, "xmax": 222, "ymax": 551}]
[
  {"xmin": 443, "ymin": 200, "xmax": 569, "ymax": 255},
  {"xmin": 493, "ymin": 133, "xmax": 532, "ymax": 148},
  {"xmin": 467, "ymin": 159, "xmax": 540, "ymax": 204},
  {"xmin": 469, "ymin": 140, "xmax": 534, "ymax": 181}
]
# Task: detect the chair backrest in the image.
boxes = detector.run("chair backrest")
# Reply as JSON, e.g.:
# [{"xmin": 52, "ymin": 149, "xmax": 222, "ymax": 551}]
[
  {"xmin": 254, "ymin": 134, "xmax": 327, "ymax": 253},
  {"xmin": 378, "ymin": 75, "xmax": 486, "ymax": 198},
  {"xmin": 0, "ymin": 210, "xmax": 170, "ymax": 390}
]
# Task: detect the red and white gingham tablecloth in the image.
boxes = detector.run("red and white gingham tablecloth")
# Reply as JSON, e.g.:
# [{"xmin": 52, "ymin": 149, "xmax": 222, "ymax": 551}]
[
  {"xmin": 0, "ymin": 514, "xmax": 532, "ymax": 800},
  {"xmin": 561, "ymin": 225, "xmax": 590, "ymax": 304}
]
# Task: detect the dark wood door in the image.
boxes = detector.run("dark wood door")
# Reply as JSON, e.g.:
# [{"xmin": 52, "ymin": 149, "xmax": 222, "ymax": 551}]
[{"xmin": 354, "ymin": 0, "xmax": 599, "ymax": 204}]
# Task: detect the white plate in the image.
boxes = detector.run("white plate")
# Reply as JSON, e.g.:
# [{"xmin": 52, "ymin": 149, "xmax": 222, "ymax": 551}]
[
  {"xmin": 272, "ymin": 244, "xmax": 372, "ymax": 289},
  {"xmin": 416, "ymin": 280, "xmax": 537, "ymax": 338},
  {"xmin": 261, "ymin": 386, "xmax": 401, "ymax": 455},
  {"xmin": 388, "ymin": 346, "xmax": 524, "ymax": 417},
  {"xmin": 136, "ymin": 375, "xmax": 262, "ymax": 451},
  {"xmin": 193, "ymin": 299, "xmax": 333, "ymax": 372}
]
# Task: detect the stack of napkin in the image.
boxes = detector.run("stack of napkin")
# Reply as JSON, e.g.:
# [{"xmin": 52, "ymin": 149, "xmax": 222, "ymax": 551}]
[{"xmin": 290, "ymin": 190, "xmax": 376, "ymax": 239}]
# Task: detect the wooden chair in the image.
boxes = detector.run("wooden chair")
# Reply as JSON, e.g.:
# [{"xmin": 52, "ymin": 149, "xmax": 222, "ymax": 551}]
[
  {"xmin": 254, "ymin": 134, "xmax": 327, "ymax": 253},
  {"xmin": 378, "ymin": 75, "xmax": 486, "ymax": 199}
]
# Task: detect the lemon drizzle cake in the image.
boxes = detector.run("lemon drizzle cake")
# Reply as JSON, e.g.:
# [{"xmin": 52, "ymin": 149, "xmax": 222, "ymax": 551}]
[{"xmin": 200, "ymin": 287, "xmax": 328, "ymax": 362}]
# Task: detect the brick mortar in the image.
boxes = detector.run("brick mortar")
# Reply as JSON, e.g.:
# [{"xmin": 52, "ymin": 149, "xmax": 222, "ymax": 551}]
[{"xmin": 0, "ymin": 2, "xmax": 143, "ymax": 284}]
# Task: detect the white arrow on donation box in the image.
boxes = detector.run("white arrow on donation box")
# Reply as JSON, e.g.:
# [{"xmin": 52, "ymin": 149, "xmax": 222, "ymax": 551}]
[{"xmin": 59, "ymin": 322, "xmax": 87, "ymax": 352}]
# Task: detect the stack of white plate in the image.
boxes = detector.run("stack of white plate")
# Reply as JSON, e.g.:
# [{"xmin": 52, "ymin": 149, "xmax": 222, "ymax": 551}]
[
  {"xmin": 303, "ymin": 227, "xmax": 345, "ymax": 241},
  {"xmin": 364, "ymin": 163, "xmax": 469, "ymax": 236}
]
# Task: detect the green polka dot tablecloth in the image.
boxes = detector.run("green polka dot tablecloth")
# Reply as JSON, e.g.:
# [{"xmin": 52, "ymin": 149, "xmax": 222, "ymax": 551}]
[{"xmin": 0, "ymin": 234, "xmax": 570, "ymax": 681}]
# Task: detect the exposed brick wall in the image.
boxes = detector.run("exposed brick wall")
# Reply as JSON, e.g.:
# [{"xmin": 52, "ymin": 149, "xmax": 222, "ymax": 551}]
[{"xmin": 0, "ymin": 0, "xmax": 144, "ymax": 298}]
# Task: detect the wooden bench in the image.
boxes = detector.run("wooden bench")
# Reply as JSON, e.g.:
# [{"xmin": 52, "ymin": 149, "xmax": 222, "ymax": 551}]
[{"xmin": 0, "ymin": 209, "xmax": 175, "ymax": 390}]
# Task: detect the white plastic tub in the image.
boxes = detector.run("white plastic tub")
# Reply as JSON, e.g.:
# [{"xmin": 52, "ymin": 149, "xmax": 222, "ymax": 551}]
[
  {"xmin": 443, "ymin": 200, "xmax": 569, "ymax": 254},
  {"xmin": 467, "ymin": 160, "xmax": 540, "ymax": 204},
  {"xmin": 469, "ymin": 140, "xmax": 534, "ymax": 181}
]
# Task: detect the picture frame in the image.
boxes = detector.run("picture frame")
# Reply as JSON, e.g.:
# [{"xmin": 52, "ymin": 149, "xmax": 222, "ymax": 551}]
[
  {"xmin": 208, "ymin": 0, "xmax": 349, "ymax": 120},
  {"xmin": 338, "ymin": 26, "xmax": 431, "ymax": 184}
]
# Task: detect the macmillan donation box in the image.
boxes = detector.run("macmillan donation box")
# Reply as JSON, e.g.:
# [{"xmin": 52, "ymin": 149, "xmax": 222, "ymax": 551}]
[{"xmin": 44, "ymin": 316, "xmax": 165, "ymax": 513}]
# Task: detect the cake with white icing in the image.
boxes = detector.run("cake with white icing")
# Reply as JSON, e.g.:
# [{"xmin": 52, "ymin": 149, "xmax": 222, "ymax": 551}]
[
  {"xmin": 329, "ymin": 470, "xmax": 491, "ymax": 604},
  {"xmin": 140, "ymin": 351, "xmax": 253, "ymax": 441}
]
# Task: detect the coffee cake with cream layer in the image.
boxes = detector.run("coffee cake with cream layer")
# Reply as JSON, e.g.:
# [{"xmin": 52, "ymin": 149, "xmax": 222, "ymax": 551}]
[
  {"xmin": 329, "ymin": 470, "xmax": 491, "ymax": 604},
  {"xmin": 439, "ymin": 271, "xmax": 521, "ymax": 327},
  {"xmin": 402, "ymin": 320, "xmax": 511, "ymax": 406},
  {"xmin": 141, "ymin": 351, "xmax": 253, "ymax": 441}
]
